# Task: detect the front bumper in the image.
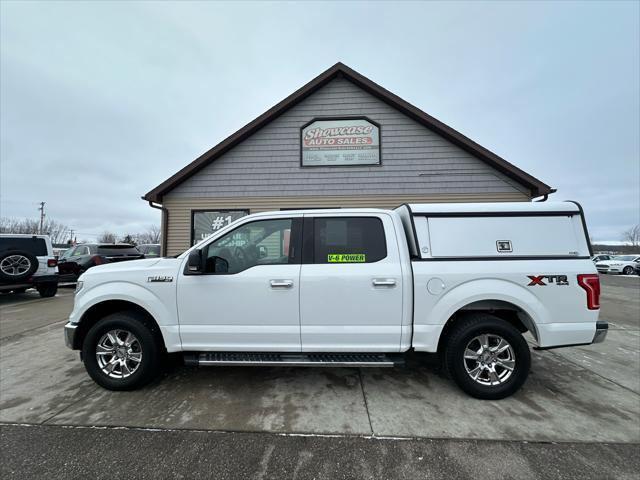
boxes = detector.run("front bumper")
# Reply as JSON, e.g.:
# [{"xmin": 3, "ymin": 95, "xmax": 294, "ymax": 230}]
[{"xmin": 64, "ymin": 322, "xmax": 78, "ymax": 349}]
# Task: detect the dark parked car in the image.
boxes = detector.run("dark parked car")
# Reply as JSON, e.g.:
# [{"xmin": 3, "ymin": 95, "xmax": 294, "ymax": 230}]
[
  {"xmin": 58, "ymin": 244, "xmax": 144, "ymax": 282},
  {"xmin": 137, "ymin": 244, "xmax": 161, "ymax": 258}
]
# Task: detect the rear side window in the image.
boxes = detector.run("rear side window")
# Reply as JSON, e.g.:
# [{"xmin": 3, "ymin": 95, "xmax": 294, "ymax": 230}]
[
  {"xmin": 0, "ymin": 237, "xmax": 48, "ymax": 256},
  {"xmin": 313, "ymin": 217, "xmax": 386, "ymax": 264}
]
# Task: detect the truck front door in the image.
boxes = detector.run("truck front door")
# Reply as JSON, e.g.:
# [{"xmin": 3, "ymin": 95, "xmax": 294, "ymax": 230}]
[
  {"xmin": 299, "ymin": 214, "xmax": 404, "ymax": 352},
  {"xmin": 177, "ymin": 216, "xmax": 302, "ymax": 351}
]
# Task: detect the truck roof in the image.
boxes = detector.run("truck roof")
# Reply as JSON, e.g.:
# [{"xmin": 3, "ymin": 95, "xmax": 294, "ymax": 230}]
[{"xmin": 405, "ymin": 201, "xmax": 580, "ymax": 215}]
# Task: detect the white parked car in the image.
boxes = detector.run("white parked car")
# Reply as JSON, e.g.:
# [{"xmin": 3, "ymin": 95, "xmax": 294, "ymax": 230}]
[
  {"xmin": 595, "ymin": 255, "xmax": 640, "ymax": 275},
  {"xmin": 64, "ymin": 201, "xmax": 604, "ymax": 399},
  {"xmin": 0, "ymin": 234, "xmax": 59, "ymax": 297}
]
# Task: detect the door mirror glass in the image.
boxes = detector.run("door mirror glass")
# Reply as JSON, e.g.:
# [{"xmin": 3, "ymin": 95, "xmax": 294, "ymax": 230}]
[
  {"xmin": 187, "ymin": 250, "xmax": 203, "ymax": 273},
  {"xmin": 208, "ymin": 256, "xmax": 229, "ymax": 273}
]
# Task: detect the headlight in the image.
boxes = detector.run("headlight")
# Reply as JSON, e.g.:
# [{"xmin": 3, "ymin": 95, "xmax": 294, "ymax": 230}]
[{"xmin": 75, "ymin": 281, "xmax": 84, "ymax": 294}]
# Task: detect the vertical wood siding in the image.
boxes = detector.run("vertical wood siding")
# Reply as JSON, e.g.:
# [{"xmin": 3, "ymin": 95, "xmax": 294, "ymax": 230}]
[{"xmin": 163, "ymin": 193, "xmax": 529, "ymax": 255}]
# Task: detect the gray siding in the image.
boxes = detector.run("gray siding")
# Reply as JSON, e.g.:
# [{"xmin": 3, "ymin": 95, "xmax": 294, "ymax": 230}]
[{"xmin": 167, "ymin": 77, "xmax": 529, "ymax": 198}]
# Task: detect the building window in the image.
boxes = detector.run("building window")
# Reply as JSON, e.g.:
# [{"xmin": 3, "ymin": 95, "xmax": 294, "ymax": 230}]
[
  {"xmin": 191, "ymin": 210, "xmax": 249, "ymax": 245},
  {"xmin": 313, "ymin": 217, "xmax": 387, "ymax": 264}
]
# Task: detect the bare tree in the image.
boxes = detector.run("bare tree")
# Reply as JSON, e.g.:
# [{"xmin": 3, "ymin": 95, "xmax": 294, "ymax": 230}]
[
  {"xmin": 0, "ymin": 217, "xmax": 70, "ymax": 244},
  {"xmin": 120, "ymin": 234, "xmax": 136, "ymax": 246},
  {"xmin": 621, "ymin": 225, "xmax": 640, "ymax": 247},
  {"xmin": 97, "ymin": 231, "xmax": 116, "ymax": 243},
  {"xmin": 136, "ymin": 225, "xmax": 161, "ymax": 244}
]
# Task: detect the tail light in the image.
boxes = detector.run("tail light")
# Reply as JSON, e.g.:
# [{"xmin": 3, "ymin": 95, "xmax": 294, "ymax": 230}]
[
  {"xmin": 91, "ymin": 255, "xmax": 105, "ymax": 265},
  {"xmin": 47, "ymin": 258, "xmax": 57, "ymax": 268},
  {"xmin": 577, "ymin": 274, "xmax": 600, "ymax": 310}
]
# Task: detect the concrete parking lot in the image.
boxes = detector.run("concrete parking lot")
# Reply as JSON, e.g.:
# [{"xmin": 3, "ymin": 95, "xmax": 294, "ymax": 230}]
[{"xmin": 1, "ymin": 275, "xmax": 639, "ymax": 478}]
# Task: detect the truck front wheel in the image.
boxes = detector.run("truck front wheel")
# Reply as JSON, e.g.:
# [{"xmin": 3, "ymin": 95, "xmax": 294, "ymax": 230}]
[
  {"xmin": 82, "ymin": 311, "xmax": 162, "ymax": 391},
  {"xmin": 443, "ymin": 313, "xmax": 531, "ymax": 400}
]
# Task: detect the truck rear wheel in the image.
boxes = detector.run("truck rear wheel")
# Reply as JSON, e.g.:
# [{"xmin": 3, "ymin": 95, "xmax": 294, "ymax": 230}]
[
  {"xmin": 443, "ymin": 313, "xmax": 531, "ymax": 400},
  {"xmin": 82, "ymin": 311, "xmax": 162, "ymax": 391}
]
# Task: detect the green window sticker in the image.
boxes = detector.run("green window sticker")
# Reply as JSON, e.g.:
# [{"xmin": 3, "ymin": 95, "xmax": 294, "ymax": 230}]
[{"xmin": 327, "ymin": 253, "xmax": 366, "ymax": 263}]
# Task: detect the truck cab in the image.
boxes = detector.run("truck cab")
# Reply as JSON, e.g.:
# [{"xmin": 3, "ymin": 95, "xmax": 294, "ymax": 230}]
[{"xmin": 64, "ymin": 201, "xmax": 604, "ymax": 399}]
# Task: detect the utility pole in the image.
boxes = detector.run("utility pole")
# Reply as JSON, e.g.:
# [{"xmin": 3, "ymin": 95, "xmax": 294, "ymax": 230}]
[
  {"xmin": 69, "ymin": 229, "xmax": 75, "ymax": 245},
  {"xmin": 38, "ymin": 202, "xmax": 46, "ymax": 234}
]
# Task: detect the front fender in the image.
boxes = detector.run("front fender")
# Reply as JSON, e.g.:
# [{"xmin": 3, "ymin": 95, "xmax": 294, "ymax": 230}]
[
  {"xmin": 413, "ymin": 279, "xmax": 548, "ymax": 352},
  {"xmin": 69, "ymin": 281, "xmax": 180, "ymax": 352}
]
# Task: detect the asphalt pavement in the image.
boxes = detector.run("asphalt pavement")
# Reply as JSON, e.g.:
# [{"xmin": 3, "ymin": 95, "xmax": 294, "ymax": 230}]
[
  {"xmin": 2, "ymin": 424, "xmax": 638, "ymax": 480},
  {"xmin": 0, "ymin": 275, "xmax": 638, "ymax": 479}
]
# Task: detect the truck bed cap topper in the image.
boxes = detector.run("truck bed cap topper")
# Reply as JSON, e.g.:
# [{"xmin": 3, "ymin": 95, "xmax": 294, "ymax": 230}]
[{"xmin": 405, "ymin": 201, "xmax": 580, "ymax": 215}]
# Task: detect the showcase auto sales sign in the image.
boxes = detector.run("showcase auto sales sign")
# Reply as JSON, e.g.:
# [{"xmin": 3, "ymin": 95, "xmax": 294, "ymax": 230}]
[{"xmin": 301, "ymin": 118, "xmax": 380, "ymax": 166}]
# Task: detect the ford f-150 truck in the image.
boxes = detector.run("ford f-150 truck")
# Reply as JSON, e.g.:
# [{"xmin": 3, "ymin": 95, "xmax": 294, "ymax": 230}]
[{"xmin": 64, "ymin": 201, "xmax": 605, "ymax": 399}]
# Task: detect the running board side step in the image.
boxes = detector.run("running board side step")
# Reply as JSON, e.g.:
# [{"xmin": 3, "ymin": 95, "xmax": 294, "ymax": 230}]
[{"xmin": 183, "ymin": 352, "xmax": 404, "ymax": 368}]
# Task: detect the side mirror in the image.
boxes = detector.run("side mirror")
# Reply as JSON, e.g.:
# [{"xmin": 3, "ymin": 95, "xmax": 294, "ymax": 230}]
[
  {"xmin": 258, "ymin": 245, "xmax": 268, "ymax": 259},
  {"xmin": 187, "ymin": 250, "xmax": 203, "ymax": 273},
  {"xmin": 209, "ymin": 256, "xmax": 229, "ymax": 273}
]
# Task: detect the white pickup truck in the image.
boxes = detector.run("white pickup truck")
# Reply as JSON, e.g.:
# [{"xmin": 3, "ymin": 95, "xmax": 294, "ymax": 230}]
[{"xmin": 64, "ymin": 201, "xmax": 606, "ymax": 399}]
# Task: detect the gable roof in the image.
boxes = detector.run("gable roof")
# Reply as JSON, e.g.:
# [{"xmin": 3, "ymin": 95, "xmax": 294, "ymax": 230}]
[{"xmin": 144, "ymin": 62, "xmax": 552, "ymax": 203}]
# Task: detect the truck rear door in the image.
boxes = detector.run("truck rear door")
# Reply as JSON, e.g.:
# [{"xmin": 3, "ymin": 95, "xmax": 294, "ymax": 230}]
[{"xmin": 299, "ymin": 213, "xmax": 404, "ymax": 352}]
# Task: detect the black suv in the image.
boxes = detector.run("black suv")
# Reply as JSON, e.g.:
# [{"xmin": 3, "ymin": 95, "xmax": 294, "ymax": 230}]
[{"xmin": 58, "ymin": 244, "xmax": 144, "ymax": 282}]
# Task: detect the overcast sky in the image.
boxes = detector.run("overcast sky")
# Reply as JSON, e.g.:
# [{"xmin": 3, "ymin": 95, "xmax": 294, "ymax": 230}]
[{"xmin": 1, "ymin": 1, "xmax": 638, "ymax": 242}]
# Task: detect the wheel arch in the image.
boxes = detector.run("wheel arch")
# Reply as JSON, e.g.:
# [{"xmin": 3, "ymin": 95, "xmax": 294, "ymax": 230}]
[
  {"xmin": 413, "ymin": 278, "xmax": 547, "ymax": 352},
  {"xmin": 72, "ymin": 299, "xmax": 165, "ymax": 351},
  {"xmin": 436, "ymin": 299, "xmax": 539, "ymax": 354}
]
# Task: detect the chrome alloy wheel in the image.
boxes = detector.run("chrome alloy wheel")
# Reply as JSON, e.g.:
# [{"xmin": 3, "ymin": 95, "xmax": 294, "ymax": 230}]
[
  {"xmin": 96, "ymin": 329, "xmax": 143, "ymax": 379},
  {"xmin": 0, "ymin": 255, "xmax": 31, "ymax": 276},
  {"xmin": 463, "ymin": 334, "xmax": 515, "ymax": 386}
]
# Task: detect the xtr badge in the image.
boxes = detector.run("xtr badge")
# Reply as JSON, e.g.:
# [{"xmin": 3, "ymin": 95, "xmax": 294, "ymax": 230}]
[{"xmin": 527, "ymin": 275, "xmax": 569, "ymax": 286}]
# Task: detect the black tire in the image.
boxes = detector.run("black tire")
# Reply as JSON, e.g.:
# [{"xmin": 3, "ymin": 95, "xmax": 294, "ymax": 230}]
[
  {"xmin": 443, "ymin": 313, "xmax": 531, "ymax": 400},
  {"xmin": 82, "ymin": 311, "xmax": 163, "ymax": 391},
  {"xmin": 37, "ymin": 282, "xmax": 58, "ymax": 298},
  {"xmin": 0, "ymin": 250, "xmax": 39, "ymax": 282},
  {"xmin": 622, "ymin": 266, "xmax": 633, "ymax": 275}
]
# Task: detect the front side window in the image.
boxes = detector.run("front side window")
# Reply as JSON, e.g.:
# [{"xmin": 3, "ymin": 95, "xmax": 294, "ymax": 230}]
[
  {"xmin": 204, "ymin": 218, "xmax": 293, "ymax": 274},
  {"xmin": 143, "ymin": 245, "xmax": 160, "ymax": 257},
  {"xmin": 313, "ymin": 217, "xmax": 386, "ymax": 264}
]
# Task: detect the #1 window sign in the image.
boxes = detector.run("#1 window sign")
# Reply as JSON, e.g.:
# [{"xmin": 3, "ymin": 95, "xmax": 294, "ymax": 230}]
[{"xmin": 192, "ymin": 210, "xmax": 248, "ymax": 245}]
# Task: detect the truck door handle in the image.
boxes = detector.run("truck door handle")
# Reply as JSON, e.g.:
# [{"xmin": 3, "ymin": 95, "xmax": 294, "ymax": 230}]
[
  {"xmin": 270, "ymin": 279, "xmax": 293, "ymax": 288},
  {"xmin": 372, "ymin": 278, "xmax": 396, "ymax": 287}
]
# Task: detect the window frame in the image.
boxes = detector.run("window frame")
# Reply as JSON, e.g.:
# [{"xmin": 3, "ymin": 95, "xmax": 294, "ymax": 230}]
[
  {"xmin": 302, "ymin": 215, "xmax": 388, "ymax": 265},
  {"xmin": 195, "ymin": 217, "xmax": 303, "ymax": 275}
]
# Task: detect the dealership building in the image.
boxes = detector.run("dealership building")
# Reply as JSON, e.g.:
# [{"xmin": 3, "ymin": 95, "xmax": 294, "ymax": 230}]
[{"xmin": 144, "ymin": 63, "xmax": 552, "ymax": 256}]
